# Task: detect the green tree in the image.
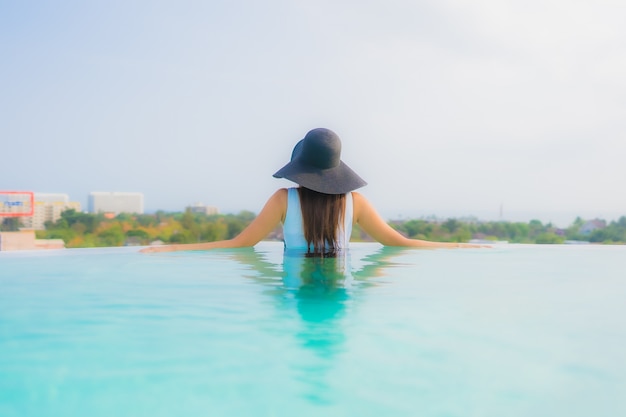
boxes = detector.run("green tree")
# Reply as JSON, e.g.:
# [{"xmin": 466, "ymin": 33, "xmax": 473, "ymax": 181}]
[
  {"xmin": 528, "ymin": 219, "xmax": 545, "ymax": 239},
  {"xmin": 126, "ymin": 229, "xmax": 150, "ymax": 240},
  {"xmin": 169, "ymin": 230, "xmax": 197, "ymax": 243},
  {"xmin": 58, "ymin": 209, "xmax": 99, "ymax": 233},
  {"xmin": 402, "ymin": 220, "xmax": 433, "ymax": 239},
  {"xmin": 136, "ymin": 214, "xmax": 157, "ymax": 227},
  {"xmin": 442, "ymin": 218, "xmax": 461, "ymax": 234},
  {"xmin": 535, "ymin": 232, "xmax": 564, "ymax": 244},
  {"xmin": 97, "ymin": 225, "xmax": 125, "ymax": 246},
  {"xmin": 226, "ymin": 217, "xmax": 246, "ymax": 239},
  {"xmin": 0, "ymin": 217, "xmax": 21, "ymax": 231}
]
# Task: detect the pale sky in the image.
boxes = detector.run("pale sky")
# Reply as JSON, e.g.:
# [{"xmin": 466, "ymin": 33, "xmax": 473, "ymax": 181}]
[{"xmin": 2, "ymin": 0, "xmax": 625, "ymax": 227}]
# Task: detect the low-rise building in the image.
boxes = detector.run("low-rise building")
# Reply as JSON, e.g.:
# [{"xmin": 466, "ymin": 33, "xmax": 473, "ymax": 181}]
[
  {"xmin": 20, "ymin": 193, "xmax": 81, "ymax": 230},
  {"xmin": 579, "ymin": 219, "xmax": 606, "ymax": 235},
  {"xmin": 0, "ymin": 231, "xmax": 36, "ymax": 251},
  {"xmin": 189, "ymin": 203, "xmax": 219, "ymax": 216},
  {"xmin": 0, "ymin": 231, "xmax": 66, "ymax": 251}
]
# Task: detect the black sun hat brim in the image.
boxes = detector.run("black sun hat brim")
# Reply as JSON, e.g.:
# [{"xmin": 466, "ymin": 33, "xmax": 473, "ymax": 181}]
[{"xmin": 273, "ymin": 160, "xmax": 366, "ymax": 194}]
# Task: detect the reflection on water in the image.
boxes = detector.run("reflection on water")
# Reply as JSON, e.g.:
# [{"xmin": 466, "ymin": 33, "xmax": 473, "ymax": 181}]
[{"xmin": 225, "ymin": 245, "xmax": 409, "ymax": 404}]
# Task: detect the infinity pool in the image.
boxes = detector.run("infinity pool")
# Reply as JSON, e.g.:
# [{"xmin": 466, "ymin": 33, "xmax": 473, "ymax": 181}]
[{"xmin": 1, "ymin": 243, "xmax": 624, "ymax": 416}]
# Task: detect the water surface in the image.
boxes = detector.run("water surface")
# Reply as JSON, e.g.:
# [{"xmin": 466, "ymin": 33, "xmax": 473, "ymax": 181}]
[{"xmin": 1, "ymin": 243, "xmax": 624, "ymax": 416}]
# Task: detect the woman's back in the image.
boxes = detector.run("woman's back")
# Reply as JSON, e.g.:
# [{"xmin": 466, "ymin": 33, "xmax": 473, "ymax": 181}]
[{"xmin": 283, "ymin": 188, "xmax": 353, "ymax": 251}]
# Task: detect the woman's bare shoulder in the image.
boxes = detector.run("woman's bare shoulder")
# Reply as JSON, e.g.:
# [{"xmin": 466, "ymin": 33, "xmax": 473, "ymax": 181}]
[
  {"xmin": 350, "ymin": 191, "xmax": 366, "ymax": 204},
  {"xmin": 351, "ymin": 191, "xmax": 375, "ymax": 223},
  {"xmin": 273, "ymin": 188, "xmax": 289, "ymax": 202},
  {"xmin": 350, "ymin": 191, "xmax": 370, "ymax": 208},
  {"xmin": 269, "ymin": 188, "xmax": 289, "ymax": 218}
]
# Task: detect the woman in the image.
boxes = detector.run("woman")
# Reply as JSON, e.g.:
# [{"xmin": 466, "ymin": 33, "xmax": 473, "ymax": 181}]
[{"xmin": 141, "ymin": 128, "xmax": 483, "ymax": 254}]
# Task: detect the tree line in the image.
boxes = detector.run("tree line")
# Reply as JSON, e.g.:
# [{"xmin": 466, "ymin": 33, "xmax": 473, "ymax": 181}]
[
  {"xmin": 387, "ymin": 216, "xmax": 626, "ymax": 244},
  {"xmin": 4, "ymin": 209, "xmax": 625, "ymax": 247},
  {"xmin": 32, "ymin": 209, "xmax": 257, "ymax": 248}
]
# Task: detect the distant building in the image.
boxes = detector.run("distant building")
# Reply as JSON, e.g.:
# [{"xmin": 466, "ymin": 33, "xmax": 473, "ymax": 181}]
[
  {"xmin": 579, "ymin": 219, "xmax": 606, "ymax": 235},
  {"xmin": 20, "ymin": 193, "xmax": 82, "ymax": 230},
  {"xmin": 89, "ymin": 192, "xmax": 144, "ymax": 215},
  {"xmin": 189, "ymin": 202, "xmax": 219, "ymax": 216}
]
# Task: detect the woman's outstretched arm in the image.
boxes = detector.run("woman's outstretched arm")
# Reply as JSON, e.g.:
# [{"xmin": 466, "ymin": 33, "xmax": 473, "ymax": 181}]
[
  {"xmin": 352, "ymin": 192, "xmax": 485, "ymax": 248},
  {"xmin": 140, "ymin": 189, "xmax": 287, "ymax": 253}
]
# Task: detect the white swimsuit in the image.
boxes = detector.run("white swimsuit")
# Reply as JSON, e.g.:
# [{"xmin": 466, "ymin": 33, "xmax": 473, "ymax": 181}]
[{"xmin": 282, "ymin": 188, "xmax": 353, "ymax": 251}]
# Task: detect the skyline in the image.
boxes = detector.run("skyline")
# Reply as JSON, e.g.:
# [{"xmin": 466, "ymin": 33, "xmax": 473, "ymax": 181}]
[
  {"xmin": 2, "ymin": 1, "xmax": 625, "ymax": 228},
  {"xmin": 8, "ymin": 188, "xmax": 624, "ymax": 229}
]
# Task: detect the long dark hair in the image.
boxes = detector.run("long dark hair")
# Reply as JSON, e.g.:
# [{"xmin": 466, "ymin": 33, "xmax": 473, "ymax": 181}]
[{"xmin": 297, "ymin": 187, "xmax": 346, "ymax": 256}]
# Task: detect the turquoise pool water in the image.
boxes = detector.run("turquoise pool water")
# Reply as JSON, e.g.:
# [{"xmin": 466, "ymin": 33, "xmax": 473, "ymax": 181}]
[{"xmin": 1, "ymin": 242, "xmax": 624, "ymax": 416}]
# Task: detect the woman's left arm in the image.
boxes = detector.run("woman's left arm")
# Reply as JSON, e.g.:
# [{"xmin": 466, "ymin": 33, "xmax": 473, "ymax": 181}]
[{"xmin": 352, "ymin": 192, "xmax": 486, "ymax": 248}]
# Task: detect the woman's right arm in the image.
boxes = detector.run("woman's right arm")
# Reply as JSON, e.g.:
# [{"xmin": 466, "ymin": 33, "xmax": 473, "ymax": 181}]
[
  {"xmin": 352, "ymin": 192, "xmax": 484, "ymax": 248},
  {"xmin": 140, "ymin": 189, "xmax": 287, "ymax": 253}
]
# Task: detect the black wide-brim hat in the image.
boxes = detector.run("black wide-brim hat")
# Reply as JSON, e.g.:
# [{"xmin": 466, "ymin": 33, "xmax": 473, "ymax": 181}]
[{"xmin": 273, "ymin": 128, "xmax": 367, "ymax": 194}]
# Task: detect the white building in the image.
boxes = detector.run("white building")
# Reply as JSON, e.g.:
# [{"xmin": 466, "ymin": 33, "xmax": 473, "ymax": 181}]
[
  {"xmin": 89, "ymin": 192, "xmax": 144, "ymax": 215},
  {"xmin": 20, "ymin": 193, "xmax": 82, "ymax": 230},
  {"xmin": 189, "ymin": 202, "xmax": 219, "ymax": 216}
]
